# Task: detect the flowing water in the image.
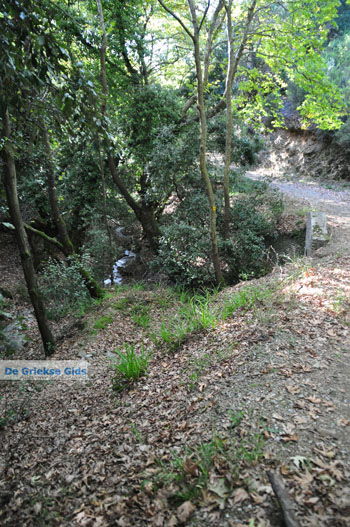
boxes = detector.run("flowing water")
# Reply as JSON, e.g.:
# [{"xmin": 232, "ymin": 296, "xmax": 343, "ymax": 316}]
[{"xmin": 103, "ymin": 250, "xmax": 137, "ymax": 286}]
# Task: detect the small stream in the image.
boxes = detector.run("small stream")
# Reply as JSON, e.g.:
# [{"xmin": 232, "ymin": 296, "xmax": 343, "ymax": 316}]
[{"xmin": 103, "ymin": 250, "xmax": 136, "ymax": 286}]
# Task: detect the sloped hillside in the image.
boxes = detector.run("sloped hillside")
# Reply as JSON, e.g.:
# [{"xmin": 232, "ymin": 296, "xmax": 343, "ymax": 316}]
[
  {"xmin": 260, "ymin": 130, "xmax": 350, "ymax": 182},
  {"xmin": 1, "ymin": 173, "xmax": 350, "ymax": 526}
]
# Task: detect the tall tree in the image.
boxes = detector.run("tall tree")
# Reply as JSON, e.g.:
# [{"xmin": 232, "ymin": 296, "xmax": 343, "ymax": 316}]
[
  {"xmin": 1, "ymin": 107, "xmax": 55, "ymax": 355},
  {"xmin": 222, "ymin": 0, "xmax": 257, "ymax": 237},
  {"xmin": 158, "ymin": 0, "xmax": 225, "ymax": 284},
  {"xmin": 0, "ymin": 0, "xmax": 67, "ymax": 353},
  {"xmin": 158, "ymin": 0, "xmax": 343, "ymax": 285},
  {"xmin": 95, "ymin": 0, "xmax": 164, "ymax": 252}
]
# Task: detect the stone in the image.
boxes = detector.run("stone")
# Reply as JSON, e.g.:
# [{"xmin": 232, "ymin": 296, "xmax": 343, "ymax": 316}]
[
  {"xmin": 0, "ymin": 320, "xmax": 27, "ymax": 353},
  {"xmin": 305, "ymin": 212, "xmax": 329, "ymax": 256}
]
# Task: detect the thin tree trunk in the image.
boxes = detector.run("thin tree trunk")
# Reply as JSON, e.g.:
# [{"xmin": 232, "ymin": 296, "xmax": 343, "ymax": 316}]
[
  {"xmin": 42, "ymin": 125, "xmax": 104, "ymax": 299},
  {"xmin": 107, "ymin": 155, "xmax": 161, "ymax": 251},
  {"xmin": 1, "ymin": 106, "xmax": 55, "ymax": 355},
  {"xmin": 223, "ymin": 0, "xmax": 257, "ymax": 236},
  {"xmin": 187, "ymin": 0, "xmax": 224, "ymax": 285},
  {"xmin": 194, "ymin": 38, "xmax": 223, "ymax": 284},
  {"xmin": 96, "ymin": 0, "xmax": 161, "ymax": 252},
  {"xmin": 223, "ymin": 0, "xmax": 234, "ymax": 237},
  {"xmin": 97, "ymin": 139, "xmax": 115, "ymax": 283},
  {"xmin": 42, "ymin": 126, "xmax": 74, "ymax": 255}
]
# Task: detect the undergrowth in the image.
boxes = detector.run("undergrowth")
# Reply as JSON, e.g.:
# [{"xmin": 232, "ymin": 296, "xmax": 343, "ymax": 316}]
[
  {"xmin": 144, "ymin": 419, "xmax": 266, "ymax": 506},
  {"xmin": 93, "ymin": 314, "xmax": 113, "ymax": 330},
  {"xmin": 154, "ymin": 282, "xmax": 279, "ymax": 352},
  {"xmin": 109, "ymin": 280, "xmax": 282, "ymax": 355}
]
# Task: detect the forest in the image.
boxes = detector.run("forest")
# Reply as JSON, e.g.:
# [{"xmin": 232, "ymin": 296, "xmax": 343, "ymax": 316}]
[{"xmin": 1, "ymin": 0, "xmax": 350, "ymax": 526}]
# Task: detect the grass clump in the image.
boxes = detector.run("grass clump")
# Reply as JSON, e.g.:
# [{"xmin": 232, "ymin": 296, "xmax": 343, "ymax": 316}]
[
  {"xmin": 130, "ymin": 304, "xmax": 151, "ymax": 328},
  {"xmin": 93, "ymin": 314, "xmax": 113, "ymax": 330},
  {"xmin": 0, "ymin": 407, "xmax": 16, "ymax": 429},
  {"xmin": 112, "ymin": 344, "xmax": 151, "ymax": 391},
  {"xmin": 116, "ymin": 281, "xmax": 146, "ymax": 293},
  {"xmin": 113, "ymin": 297, "xmax": 134, "ymax": 310},
  {"xmin": 152, "ymin": 436, "xmax": 225, "ymax": 503},
  {"xmin": 155, "ymin": 292, "xmax": 218, "ymax": 352},
  {"xmin": 180, "ymin": 295, "xmax": 217, "ymax": 331},
  {"xmin": 155, "ymin": 285, "xmax": 273, "ymax": 352},
  {"xmin": 155, "ymin": 322, "xmax": 189, "ymax": 352},
  {"xmin": 220, "ymin": 284, "xmax": 276, "ymax": 319}
]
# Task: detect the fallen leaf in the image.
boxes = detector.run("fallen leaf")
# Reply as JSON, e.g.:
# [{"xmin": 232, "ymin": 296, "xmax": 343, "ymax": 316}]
[
  {"xmin": 166, "ymin": 515, "xmax": 178, "ymax": 527},
  {"xmin": 153, "ymin": 514, "xmax": 165, "ymax": 527},
  {"xmin": 33, "ymin": 502, "xmax": 42, "ymax": 514},
  {"xmin": 337, "ymin": 418, "xmax": 350, "ymax": 427},
  {"xmin": 208, "ymin": 478, "xmax": 230, "ymax": 499},
  {"xmin": 293, "ymin": 415, "xmax": 308, "ymax": 425},
  {"xmin": 280, "ymin": 465, "xmax": 290, "ymax": 475},
  {"xmin": 314, "ymin": 446, "xmax": 336, "ymax": 459},
  {"xmin": 272, "ymin": 413, "xmax": 285, "ymax": 421},
  {"xmin": 183, "ymin": 458, "xmax": 199, "ymax": 477},
  {"xmin": 291, "ymin": 456, "xmax": 309, "ymax": 469},
  {"xmin": 306, "ymin": 396, "xmax": 322, "ymax": 404},
  {"xmin": 283, "ymin": 423, "xmax": 296, "ymax": 435},
  {"xmin": 304, "ymin": 496, "xmax": 319, "ymax": 505},
  {"xmin": 233, "ymin": 488, "xmax": 249, "ymax": 504},
  {"xmin": 176, "ymin": 501, "xmax": 196, "ymax": 523},
  {"xmin": 281, "ymin": 434, "xmax": 299, "ymax": 442},
  {"xmin": 295, "ymin": 400, "xmax": 308, "ymax": 409},
  {"xmin": 250, "ymin": 492, "xmax": 265, "ymax": 504},
  {"xmin": 294, "ymin": 471, "xmax": 313, "ymax": 488},
  {"xmin": 285, "ymin": 385, "xmax": 301, "ymax": 394}
]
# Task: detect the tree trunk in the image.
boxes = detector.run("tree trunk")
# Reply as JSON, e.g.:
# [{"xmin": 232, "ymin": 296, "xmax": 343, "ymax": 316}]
[
  {"xmin": 138, "ymin": 207, "xmax": 161, "ymax": 252},
  {"xmin": 43, "ymin": 125, "xmax": 104, "ymax": 299},
  {"xmin": 223, "ymin": 0, "xmax": 257, "ymax": 236},
  {"xmin": 188, "ymin": 0, "xmax": 224, "ymax": 285},
  {"xmin": 192, "ymin": 31, "xmax": 224, "ymax": 285},
  {"xmin": 223, "ymin": 0, "xmax": 234, "ymax": 238},
  {"xmin": 96, "ymin": 0, "xmax": 161, "ymax": 252},
  {"xmin": 98, "ymin": 139, "xmax": 115, "ymax": 283},
  {"xmin": 43, "ymin": 126, "xmax": 74, "ymax": 255},
  {"xmin": 1, "ymin": 106, "xmax": 55, "ymax": 355}
]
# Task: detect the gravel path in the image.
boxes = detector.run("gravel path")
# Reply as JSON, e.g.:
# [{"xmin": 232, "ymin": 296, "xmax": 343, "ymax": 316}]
[{"xmin": 246, "ymin": 169, "xmax": 350, "ymax": 257}]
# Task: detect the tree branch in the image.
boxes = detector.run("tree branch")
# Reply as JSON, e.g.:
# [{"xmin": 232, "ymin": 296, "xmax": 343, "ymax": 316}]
[
  {"xmin": 268, "ymin": 471, "xmax": 300, "ymax": 527},
  {"xmin": 157, "ymin": 0, "xmax": 194, "ymax": 41},
  {"xmin": 203, "ymin": 0, "xmax": 225, "ymax": 86},
  {"xmin": 23, "ymin": 224, "xmax": 63, "ymax": 250}
]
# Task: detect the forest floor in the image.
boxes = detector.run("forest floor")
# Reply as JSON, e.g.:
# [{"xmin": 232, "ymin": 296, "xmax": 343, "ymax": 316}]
[{"xmin": 1, "ymin": 169, "xmax": 350, "ymax": 527}]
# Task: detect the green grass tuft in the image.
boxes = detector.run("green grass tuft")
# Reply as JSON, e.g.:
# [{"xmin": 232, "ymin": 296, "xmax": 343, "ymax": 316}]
[
  {"xmin": 112, "ymin": 344, "xmax": 151, "ymax": 391},
  {"xmin": 93, "ymin": 314, "xmax": 113, "ymax": 330},
  {"xmin": 220, "ymin": 284, "xmax": 275, "ymax": 319}
]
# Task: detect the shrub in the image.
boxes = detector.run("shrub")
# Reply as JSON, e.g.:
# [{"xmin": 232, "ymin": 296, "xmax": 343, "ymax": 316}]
[
  {"xmin": 0, "ymin": 294, "xmax": 12, "ymax": 357},
  {"xmin": 155, "ymin": 221, "xmax": 215, "ymax": 288},
  {"xmin": 220, "ymin": 193, "xmax": 282, "ymax": 282},
  {"xmin": 82, "ymin": 224, "xmax": 117, "ymax": 283},
  {"xmin": 155, "ymin": 184, "xmax": 282, "ymax": 287},
  {"xmin": 39, "ymin": 257, "xmax": 91, "ymax": 319},
  {"xmin": 0, "ymin": 294, "xmax": 28, "ymax": 357}
]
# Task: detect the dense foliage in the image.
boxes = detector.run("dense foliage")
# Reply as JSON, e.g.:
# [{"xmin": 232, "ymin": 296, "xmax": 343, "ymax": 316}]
[{"xmin": 0, "ymin": 0, "xmax": 348, "ymax": 343}]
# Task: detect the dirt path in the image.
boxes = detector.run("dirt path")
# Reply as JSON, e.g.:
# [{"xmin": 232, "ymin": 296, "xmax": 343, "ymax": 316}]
[{"xmin": 246, "ymin": 169, "xmax": 350, "ymax": 257}]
